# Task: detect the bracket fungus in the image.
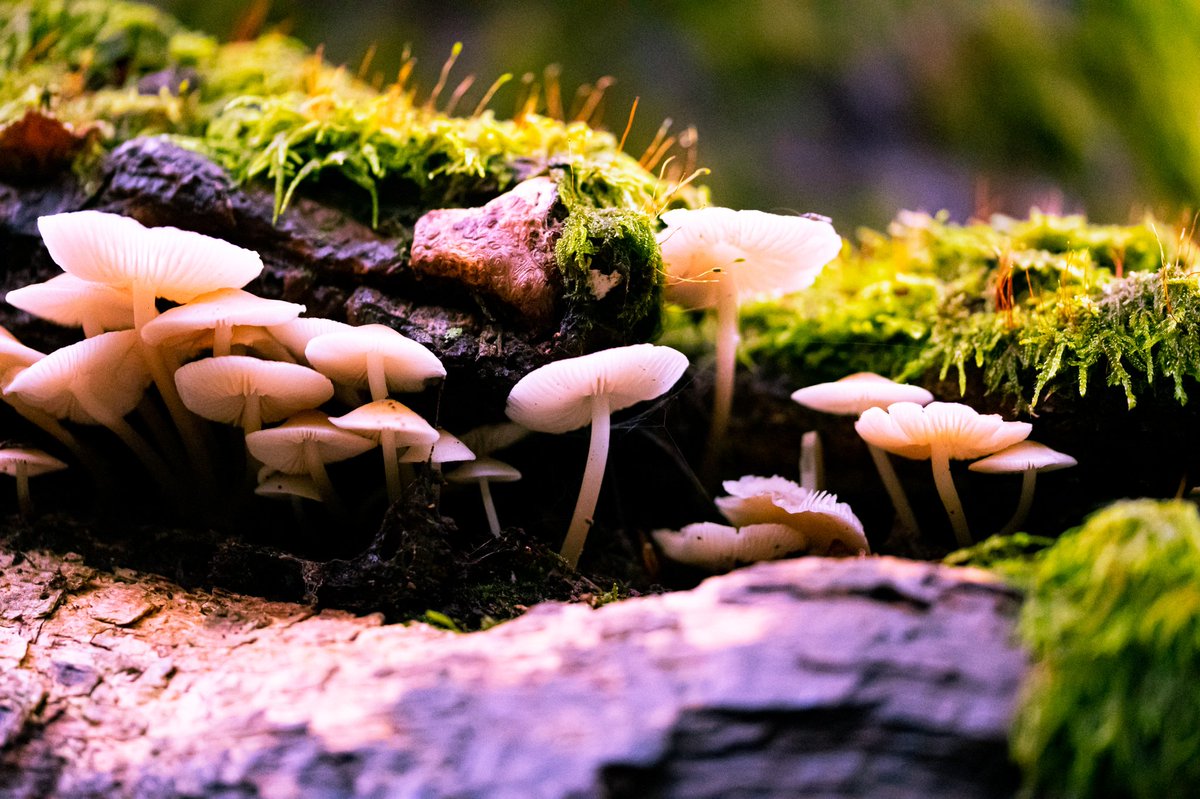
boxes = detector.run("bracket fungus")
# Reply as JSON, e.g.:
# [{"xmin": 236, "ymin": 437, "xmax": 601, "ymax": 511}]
[
  {"xmin": 791, "ymin": 372, "xmax": 934, "ymax": 537},
  {"xmin": 658, "ymin": 207, "xmax": 841, "ymax": 477},
  {"xmin": 968, "ymin": 440, "xmax": 1077, "ymax": 536},
  {"xmin": 855, "ymin": 401, "xmax": 1032, "ymax": 546},
  {"xmin": 505, "ymin": 343, "xmax": 689, "ymax": 568}
]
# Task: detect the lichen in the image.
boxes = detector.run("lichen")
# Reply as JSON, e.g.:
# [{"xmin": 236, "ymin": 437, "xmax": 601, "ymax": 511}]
[{"xmin": 1012, "ymin": 499, "xmax": 1200, "ymax": 798}]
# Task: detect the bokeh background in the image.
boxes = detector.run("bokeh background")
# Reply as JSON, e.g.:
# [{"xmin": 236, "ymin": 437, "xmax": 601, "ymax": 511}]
[{"xmin": 147, "ymin": 0, "xmax": 1200, "ymax": 231}]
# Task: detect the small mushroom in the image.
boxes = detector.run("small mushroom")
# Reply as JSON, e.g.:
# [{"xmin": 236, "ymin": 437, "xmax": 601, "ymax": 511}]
[
  {"xmin": 328, "ymin": 399, "xmax": 440, "ymax": 502},
  {"xmin": 714, "ymin": 474, "xmax": 868, "ymax": 555},
  {"xmin": 658, "ymin": 208, "xmax": 841, "ymax": 476},
  {"xmin": 245, "ymin": 410, "xmax": 375, "ymax": 509},
  {"xmin": 305, "ymin": 324, "xmax": 445, "ymax": 402},
  {"xmin": 6, "ymin": 273, "xmax": 134, "ymax": 337},
  {"xmin": 445, "ymin": 456, "xmax": 522, "ymax": 538},
  {"xmin": 505, "ymin": 343, "xmax": 689, "ymax": 568},
  {"xmin": 855, "ymin": 401, "xmax": 1032, "ymax": 546},
  {"xmin": 791, "ymin": 372, "xmax": 934, "ymax": 537},
  {"xmin": 651, "ymin": 521, "xmax": 809, "ymax": 572},
  {"xmin": 0, "ymin": 447, "xmax": 67, "ymax": 517},
  {"xmin": 141, "ymin": 288, "xmax": 304, "ymax": 357},
  {"xmin": 174, "ymin": 356, "xmax": 335, "ymax": 435},
  {"xmin": 968, "ymin": 440, "xmax": 1077, "ymax": 536}
]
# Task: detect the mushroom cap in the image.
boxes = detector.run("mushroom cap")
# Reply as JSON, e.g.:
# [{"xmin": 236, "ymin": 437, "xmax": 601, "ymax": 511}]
[
  {"xmin": 457, "ymin": 422, "xmax": 530, "ymax": 456},
  {"xmin": 267, "ymin": 317, "xmax": 355, "ymax": 362},
  {"xmin": 715, "ymin": 474, "xmax": 869, "ymax": 555},
  {"xmin": 305, "ymin": 324, "xmax": 445, "ymax": 393},
  {"xmin": 328, "ymin": 399, "xmax": 440, "ymax": 446},
  {"xmin": 791, "ymin": 372, "xmax": 934, "ymax": 416},
  {"xmin": 855, "ymin": 401, "xmax": 1032, "ymax": 461},
  {"xmin": 37, "ymin": 211, "xmax": 264, "ymax": 302},
  {"xmin": 505, "ymin": 343, "xmax": 689, "ymax": 434},
  {"xmin": 255, "ymin": 471, "xmax": 323, "ymax": 502},
  {"xmin": 0, "ymin": 334, "xmax": 44, "ymax": 389},
  {"xmin": 245, "ymin": 410, "xmax": 375, "ymax": 473},
  {"xmin": 657, "ymin": 207, "xmax": 842, "ymax": 309},
  {"xmin": 6, "ymin": 273, "xmax": 134, "ymax": 332},
  {"xmin": 5, "ymin": 330, "xmax": 151, "ymax": 424},
  {"xmin": 140, "ymin": 288, "xmax": 304, "ymax": 347},
  {"xmin": 174, "ymin": 356, "xmax": 334, "ymax": 426},
  {"xmin": 445, "ymin": 456, "xmax": 522, "ymax": 484},
  {"xmin": 397, "ymin": 427, "xmax": 476, "ymax": 465},
  {"xmin": 968, "ymin": 440, "xmax": 1077, "ymax": 474},
  {"xmin": 651, "ymin": 522, "xmax": 809, "ymax": 572},
  {"xmin": 0, "ymin": 447, "xmax": 68, "ymax": 478}
]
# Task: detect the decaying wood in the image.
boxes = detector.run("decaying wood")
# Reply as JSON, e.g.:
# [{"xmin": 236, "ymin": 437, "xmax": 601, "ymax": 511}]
[{"xmin": 0, "ymin": 547, "xmax": 1026, "ymax": 798}]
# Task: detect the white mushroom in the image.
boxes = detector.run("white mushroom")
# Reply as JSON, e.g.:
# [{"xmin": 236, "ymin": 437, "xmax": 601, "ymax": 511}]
[
  {"xmin": 445, "ymin": 456, "xmax": 522, "ymax": 538},
  {"xmin": 855, "ymin": 401, "xmax": 1032, "ymax": 546},
  {"xmin": 174, "ymin": 356, "xmax": 335, "ymax": 434},
  {"xmin": 305, "ymin": 324, "xmax": 445, "ymax": 402},
  {"xmin": 0, "ymin": 447, "xmax": 67, "ymax": 517},
  {"xmin": 715, "ymin": 474, "xmax": 868, "ymax": 555},
  {"xmin": 968, "ymin": 440, "xmax": 1077, "ymax": 536},
  {"xmin": 505, "ymin": 343, "xmax": 689, "ymax": 568},
  {"xmin": 141, "ymin": 288, "xmax": 304, "ymax": 358},
  {"xmin": 246, "ymin": 410, "xmax": 375, "ymax": 508},
  {"xmin": 658, "ymin": 208, "xmax": 841, "ymax": 476},
  {"xmin": 791, "ymin": 372, "xmax": 935, "ymax": 537},
  {"xmin": 328, "ymin": 399, "xmax": 440, "ymax": 503},
  {"xmin": 651, "ymin": 521, "xmax": 809, "ymax": 572},
  {"xmin": 6, "ymin": 273, "xmax": 134, "ymax": 337}
]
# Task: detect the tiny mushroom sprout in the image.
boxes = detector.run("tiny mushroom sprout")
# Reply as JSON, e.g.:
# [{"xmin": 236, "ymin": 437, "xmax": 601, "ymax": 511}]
[
  {"xmin": 0, "ymin": 447, "xmax": 67, "ymax": 517},
  {"xmin": 651, "ymin": 522, "xmax": 809, "ymax": 573},
  {"xmin": 445, "ymin": 456, "xmax": 522, "ymax": 538},
  {"xmin": 791, "ymin": 372, "xmax": 934, "ymax": 537},
  {"xmin": 715, "ymin": 474, "xmax": 868, "ymax": 555},
  {"xmin": 657, "ymin": 207, "xmax": 842, "ymax": 476},
  {"xmin": 305, "ymin": 324, "xmax": 446, "ymax": 402},
  {"xmin": 329, "ymin": 399, "xmax": 440, "ymax": 503},
  {"xmin": 245, "ymin": 410, "xmax": 376, "ymax": 509},
  {"xmin": 968, "ymin": 440, "xmax": 1077, "ymax": 536},
  {"xmin": 855, "ymin": 401, "xmax": 1032, "ymax": 547},
  {"xmin": 174, "ymin": 356, "xmax": 335, "ymax": 435},
  {"xmin": 505, "ymin": 343, "xmax": 690, "ymax": 568}
]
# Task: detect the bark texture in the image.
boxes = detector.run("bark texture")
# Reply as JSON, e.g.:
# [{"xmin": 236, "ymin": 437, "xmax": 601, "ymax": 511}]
[{"xmin": 0, "ymin": 549, "xmax": 1026, "ymax": 798}]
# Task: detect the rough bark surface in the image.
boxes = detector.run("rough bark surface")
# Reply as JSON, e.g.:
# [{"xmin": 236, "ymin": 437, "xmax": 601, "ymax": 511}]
[{"xmin": 0, "ymin": 549, "xmax": 1025, "ymax": 798}]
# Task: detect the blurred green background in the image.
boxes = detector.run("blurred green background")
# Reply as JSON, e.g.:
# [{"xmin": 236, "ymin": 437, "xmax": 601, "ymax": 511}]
[{"xmin": 146, "ymin": 0, "xmax": 1200, "ymax": 231}]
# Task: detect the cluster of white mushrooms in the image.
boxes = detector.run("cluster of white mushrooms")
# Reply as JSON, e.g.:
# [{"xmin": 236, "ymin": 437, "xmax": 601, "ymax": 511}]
[{"xmin": 0, "ymin": 205, "xmax": 1075, "ymax": 578}]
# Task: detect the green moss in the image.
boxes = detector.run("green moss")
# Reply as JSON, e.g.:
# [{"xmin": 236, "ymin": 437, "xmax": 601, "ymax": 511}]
[
  {"xmin": 942, "ymin": 532, "xmax": 1054, "ymax": 589},
  {"xmin": 693, "ymin": 210, "xmax": 1200, "ymax": 411},
  {"xmin": 1012, "ymin": 499, "xmax": 1200, "ymax": 798}
]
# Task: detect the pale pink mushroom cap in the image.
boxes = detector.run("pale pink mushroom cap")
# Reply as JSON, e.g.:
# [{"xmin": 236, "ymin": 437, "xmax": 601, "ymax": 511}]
[
  {"xmin": 245, "ymin": 410, "xmax": 375, "ymax": 474},
  {"xmin": 398, "ymin": 427, "xmax": 476, "ymax": 465},
  {"xmin": 855, "ymin": 401, "xmax": 1032, "ymax": 461},
  {"xmin": 141, "ymin": 288, "xmax": 304, "ymax": 347},
  {"xmin": 174, "ymin": 356, "xmax": 334, "ymax": 427},
  {"xmin": 37, "ymin": 211, "xmax": 263, "ymax": 303},
  {"xmin": 0, "ymin": 334, "xmax": 44, "ymax": 389},
  {"xmin": 715, "ymin": 474, "xmax": 868, "ymax": 554},
  {"xmin": 5, "ymin": 330, "xmax": 151, "ymax": 424},
  {"xmin": 457, "ymin": 422, "xmax": 530, "ymax": 456},
  {"xmin": 791, "ymin": 372, "xmax": 934, "ymax": 416},
  {"xmin": 0, "ymin": 447, "xmax": 68, "ymax": 478},
  {"xmin": 657, "ymin": 207, "xmax": 842, "ymax": 309},
  {"xmin": 305, "ymin": 324, "xmax": 446, "ymax": 394},
  {"xmin": 328, "ymin": 399, "xmax": 440, "ymax": 446},
  {"xmin": 445, "ymin": 456, "xmax": 522, "ymax": 484},
  {"xmin": 505, "ymin": 343, "xmax": 689, "ymax": 434},
  {"xmin": 6, "ymin": 273, "xmax": 134, "ymax": 332},
  {"xmin": 651, "ymin": 522, "xmax": 809, "ymax": 572},
  {"xmin": 256, "ymin": 472, "xmax": 323, "ymax": 502},
  {"xmin": 968, "ymin": 440, "xmax": 1077, "ymax": 474},
  {"xmin": 267, "ymin": 317, "xmax": 355, "ymax": 362}
]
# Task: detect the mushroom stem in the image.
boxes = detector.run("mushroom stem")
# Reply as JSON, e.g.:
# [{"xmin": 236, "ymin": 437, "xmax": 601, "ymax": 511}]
[
  {"xmin": 15, "ymin": 460, "xmax": 30, "ymax": 517},
  {"xmin": 930, "ymin": 444, "xmax": 971, "ymax": 547},
  {"xmin": 302, "ymin": 439, "xmax": 346, "ymax": 516},
  {"xmin": 242, "ymin": 394, "xmax": 262, "ymax": 435},
  {"xmin": 999, "ymin": 470, "xmax": 1038, "ymax": 537},
  {"xmin": 366, "ymin": 353, "xmax": 388, "ymax": 402},
  {"xmin": 799, "ymin": 430, "xmax": 824, "ymax": 492},
  {"xmin": 478, "ymin": 478, "xmax": 501, "ymax": 537},
  {"xmin": 561, "ymin": 393, "xmax": 611, "ymax": 568},
  {"xmin": 381, "ymin": 428, "xmax": 402, "ymax": 503},
  {"xmin": 212, "ymin": 323, "xmax": 233, "ymax": 358},
  {"xmin": 131, "ymin": 282, "xmax": 159, "ymax": 332},
  {"xmin": 142, "ymin": 342, "xmax": 215, "ymax": 484},
  {"xmin": 865, "ymin": 443, "xmax": 922, "ymax": 537},
  {"xmin": 102, "ymin": 415, "xmax": 180, "ymax": 500},
  {"xmin": 4, "ymin": 396, "xmax": 103, "ymax": 480},
  {"xmin": 703, "ymin": 271, "xmax": 739, "ymax": 481},
  {"xmin": 82, "ymin": 318, "xmax": 103, "ymax": 338}
]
